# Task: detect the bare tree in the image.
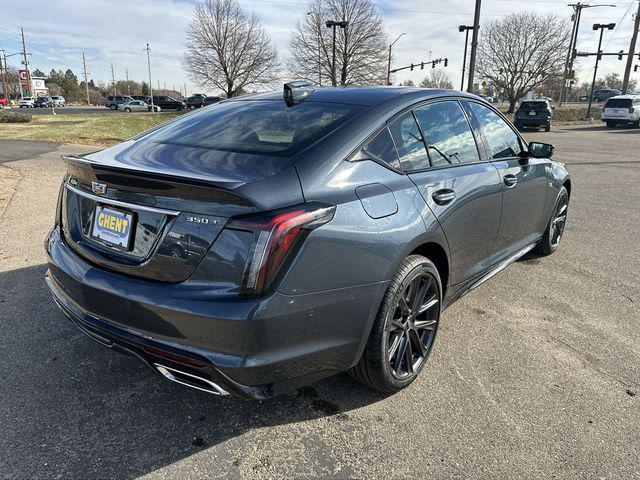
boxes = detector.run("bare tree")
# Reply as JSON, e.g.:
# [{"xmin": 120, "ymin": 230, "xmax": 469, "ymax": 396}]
[
  {"xmin": 419, "ymin": 69, "xmax": 454, "ymax": 89},
  {"xmin": 477, "ymin": 12, "xmax": 571, "ymax": 112},
  {"xmin": 288, "ymin": 0, "xmax": 388, "ymax": 86},
  {"xmin": 183, "ymin": 0, "xmax": 279, "ymax": 98}
]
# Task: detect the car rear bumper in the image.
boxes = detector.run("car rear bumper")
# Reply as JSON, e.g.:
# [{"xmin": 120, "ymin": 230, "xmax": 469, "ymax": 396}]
[
  {"xmin": 514, "ymin": 118, "xmax": 551, "ymax": 127},
  {"xmin": 45, "ymin": 228, "xmax": 387, "ymax": 398},
  {"xmin": 601, "ymin": 116, "xmax": 638, "ymax": 124}
]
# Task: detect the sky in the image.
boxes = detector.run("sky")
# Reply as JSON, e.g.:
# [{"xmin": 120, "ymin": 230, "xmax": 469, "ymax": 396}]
[{"xmin": 1, "ymin": 0, "xmax": 638, "ymax": 96}]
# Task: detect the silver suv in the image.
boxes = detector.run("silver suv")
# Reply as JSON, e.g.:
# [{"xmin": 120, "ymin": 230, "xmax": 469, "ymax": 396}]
[{"xmin": 51, "ymin": 96, "xmax": 66, "ymax": 107}]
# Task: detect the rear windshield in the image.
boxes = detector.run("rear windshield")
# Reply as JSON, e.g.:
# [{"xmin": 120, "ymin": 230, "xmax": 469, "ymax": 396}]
[
  {"xmin": 520, "ymin": 101, "xmax": 548, "ymax": 110},
  {"xmin": 141, "ymin": 100, "xmax": 364, "ymax": 156},
  {"xmin": 605, "ymin": 99, "xmax": 632, "ymax": 108}
]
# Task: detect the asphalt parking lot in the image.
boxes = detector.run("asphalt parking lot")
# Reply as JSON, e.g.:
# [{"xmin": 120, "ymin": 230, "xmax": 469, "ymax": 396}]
[{"xmin": 0, "ymin": 124, "xmax": 638, "ymax": 479}]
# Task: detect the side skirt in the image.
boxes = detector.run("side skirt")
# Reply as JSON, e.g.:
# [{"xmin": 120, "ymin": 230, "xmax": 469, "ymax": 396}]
[{"xmin": 443, "ymin": 241, "xmax": 538, "ymax": 309}]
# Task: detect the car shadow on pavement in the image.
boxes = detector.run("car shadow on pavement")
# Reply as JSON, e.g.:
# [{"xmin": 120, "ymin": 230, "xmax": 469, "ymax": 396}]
[{"xmin": 0, "ymin": 264, "xmax": 387, "ymax": 478}]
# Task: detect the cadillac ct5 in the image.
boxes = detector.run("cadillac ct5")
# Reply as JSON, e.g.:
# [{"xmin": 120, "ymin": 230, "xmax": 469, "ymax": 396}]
[{"xmin": 45, "ymin": 83, "xmax": 571, "ymax": 399}]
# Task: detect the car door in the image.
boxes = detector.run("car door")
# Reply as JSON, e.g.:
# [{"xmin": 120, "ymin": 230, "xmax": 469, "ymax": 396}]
[
  {"xmin": 396, "ymin": 101, "xmax": 503, "ymax": 285},
  {"xmin": 464, "ymin": 101, "xmax": 549, "ymax": 260}
]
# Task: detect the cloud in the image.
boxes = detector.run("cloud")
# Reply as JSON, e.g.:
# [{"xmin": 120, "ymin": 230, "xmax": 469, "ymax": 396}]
[{"xmin": 1, "ymin": 0, "xmax": 636, "ymax": 95}]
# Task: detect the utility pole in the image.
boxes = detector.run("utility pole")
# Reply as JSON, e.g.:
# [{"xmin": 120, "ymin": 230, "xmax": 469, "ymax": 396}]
[
  {"xmin": 126, "ymin": 68, "xmax": 130, "ymax": 95},
  {"xmin": 387, "ymin": 33, "xmax": 406, "ymax": 86},
  {"xmin": 458, "ymin": 25, "xmax": 474, "ymax": 91},
  {"xmin": 622, "ymin": 1, "xmax": 640, "ymax": 94},
  {"xmin": 467, "ymin": 0, "xmax": 481, "ymax": 93},
  {"xmin": 111, "ymin": 63, "xmax": 116, "ymax": 95},
  {"xmin": 586, "ymin": 23, "xmax": 616, "ymax": 120},
  {"xmin": 561, "ymin": 3, "xmax": 617, "ymax": 106},
  {"xmin": 82, "ymin": 53, "xmax": 90, "ymax": 106},
  {"xmin": 21, "ymin": 28, "xmax": 32, "ymax": 97},
  {"xmin": 0, "ymin": 51, "xmax": 9, "ymax": 104},
  {"xmin": 145, "ymin": 43, "xmax": 155, "ymax": 114}
]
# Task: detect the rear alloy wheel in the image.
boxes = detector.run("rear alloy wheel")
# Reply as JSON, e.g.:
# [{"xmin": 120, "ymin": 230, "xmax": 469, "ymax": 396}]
[
  {"xmin": 534, "ymin": 186, "xmax": 569, "ymax": 256},
  {"xmin": 349, "ymin": 255, "xmax": 441, "ymax": 393},
  {"xmin": 110, "ymin": 104, "xmax": 117, "ymax": 110}
]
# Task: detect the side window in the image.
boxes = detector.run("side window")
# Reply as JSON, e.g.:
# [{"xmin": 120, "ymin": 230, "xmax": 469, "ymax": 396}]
[
  {"xmin": 467, "ymin": 102, "xmax": 523, "ymax": 159},
  {"xmin": 388, "ymin": 112, "xmax": 430, "ymax": 171},
  {"xmin": 364, "ymin": 127, "xmax": 401, "ymax": 170},
  {"xmin": 414, "ymin": 101, "xmax": 480, "ymax": 167}
]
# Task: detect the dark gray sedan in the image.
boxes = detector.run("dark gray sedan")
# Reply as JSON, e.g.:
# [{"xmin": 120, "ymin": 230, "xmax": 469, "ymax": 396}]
[{"xmin": 44, "ymin": 84, "xmax": 570, "ymax": 399}]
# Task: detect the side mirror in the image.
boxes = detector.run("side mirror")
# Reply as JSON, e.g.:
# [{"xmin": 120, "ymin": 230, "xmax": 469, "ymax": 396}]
[{"xmin": 528, "ymin": 142, "xmax": 554, "ymax": 159}]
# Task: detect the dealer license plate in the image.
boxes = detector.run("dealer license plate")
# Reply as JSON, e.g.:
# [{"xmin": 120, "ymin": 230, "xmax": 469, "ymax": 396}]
[{"xmin": 91, "ymin": 206, "xmax": 134, "ymax": 249}]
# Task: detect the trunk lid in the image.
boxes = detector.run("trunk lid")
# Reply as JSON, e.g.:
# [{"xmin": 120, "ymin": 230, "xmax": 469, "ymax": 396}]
[{"xmin": 61, "ymin": 140, "xmax": 297, "ymax": 283}]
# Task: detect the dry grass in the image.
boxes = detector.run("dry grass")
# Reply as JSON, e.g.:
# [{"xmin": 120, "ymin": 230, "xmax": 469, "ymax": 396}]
[{"xmin": 0, "ymin": 112, "xmax": 181, "ymax": 146}]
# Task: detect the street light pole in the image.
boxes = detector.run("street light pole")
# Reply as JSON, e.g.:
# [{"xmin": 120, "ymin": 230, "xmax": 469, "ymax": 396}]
[
  {"xmin": 387, "ymin": 33, "xmax": 406, "ymax": 86},
  {"xmin": 458, "ymin": 25, "xmax": 473, "ymax": 91},
  {"xmin": 325, "ymin": 20, "xmax": 348, "ymax": 87},
  {"xmin": 586, "ymin": 23, "xmax": 616, "ymax": 120}
]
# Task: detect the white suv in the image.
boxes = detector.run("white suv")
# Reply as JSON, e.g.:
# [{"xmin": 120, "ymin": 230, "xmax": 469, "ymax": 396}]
[
  {"xmin": 51, "ymin": 96, "xmax": 66, "ymax": 107},
  {"xmin": 602, "ymin": 95, "xmax": 640, "ymax": 128},
  {"xmin": 19, "ymin": 97, "xmax": 34, "ymax": 108}
]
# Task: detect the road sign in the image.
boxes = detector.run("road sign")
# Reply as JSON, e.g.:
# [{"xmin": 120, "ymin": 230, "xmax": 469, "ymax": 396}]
[{"xmin": 18, "ymin": 70, "xmax": 28, "ymax": 82}]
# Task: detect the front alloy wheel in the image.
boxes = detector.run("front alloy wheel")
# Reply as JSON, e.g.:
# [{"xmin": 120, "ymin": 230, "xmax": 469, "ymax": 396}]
[
  {"xmin": 350, "ymin": 255, "xmax": 441, "ymax": 393},
  {"xmin": 535, "ymin": 186, "xmax": 569, "ymax": 256}
]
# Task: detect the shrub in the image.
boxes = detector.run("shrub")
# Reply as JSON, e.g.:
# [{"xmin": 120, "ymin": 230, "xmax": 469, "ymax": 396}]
[{"xmin": 0, "ymin": 110, "xmax": 33, "ymax": 123}]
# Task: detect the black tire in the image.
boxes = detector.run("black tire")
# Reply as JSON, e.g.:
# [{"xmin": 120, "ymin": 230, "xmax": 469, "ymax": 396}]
[
  {"xmin": 545, "ymin": 125, "xmax": 551, "ymax": 132},
  {"xmin": 633, "ymin": 120, "xmax": 640, "ymax": 129},
  {"xmin": 534, "ymin": 186, "xmax": 569, "ymax": 256},
  {"xmin": 110, "ymin": 104, "xmax": 117, "ymax": 110},
  {"xmin": 349, "ymin": 255, "xmax": 442, "ymax": 393},
  {"xmin": 124, "ymin": 107, "xmax": 131, "ymax": 112},
  {"xmin": 606, "ymin": 121, "xmax": 615, "ymax": 128}
]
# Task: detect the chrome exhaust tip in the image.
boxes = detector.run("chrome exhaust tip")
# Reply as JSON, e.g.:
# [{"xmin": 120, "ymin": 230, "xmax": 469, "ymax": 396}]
[{"xmin": 154, "ymin": 364, "xmax": 229, "ymax": 396}]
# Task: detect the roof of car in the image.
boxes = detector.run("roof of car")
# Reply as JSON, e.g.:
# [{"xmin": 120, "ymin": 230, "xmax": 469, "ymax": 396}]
[
  {"xmin": 230, "ymin": 86, "xmax": 471, "ymax": 107},
  {"xmin": 606, "ymin": 94, "xmax": 639, "ymax": 100}
]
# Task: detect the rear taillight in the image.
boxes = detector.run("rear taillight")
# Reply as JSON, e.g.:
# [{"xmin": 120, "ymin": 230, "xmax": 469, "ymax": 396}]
[
  {"xmin": 55, "ymin": 182, "xmax": 64, "ymax": 232},
  {"xmin": 226, "ymin": 203, "xmax": 336, "ymax": 296}
]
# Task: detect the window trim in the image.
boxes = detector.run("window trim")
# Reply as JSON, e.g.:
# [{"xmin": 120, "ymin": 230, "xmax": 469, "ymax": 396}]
[{"xmin": 462, "ymin": 99, "xmax": 528, "ymax": 162}]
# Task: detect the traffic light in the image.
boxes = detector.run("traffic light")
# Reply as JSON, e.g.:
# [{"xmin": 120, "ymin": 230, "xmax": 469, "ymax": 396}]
[
  {"xmin": 618, "ymin": 50, "xmax": 624, "ymax": 60},
  {"xmin": 444, "ymin": 58, "xmax": 448, "ymax": 67},
  {"xmin": 410, "ymin": 63, "xmax": 414, "ymax": 71},
  {"xmin": 635, "ymin": 65, "xmax": 639, "ymax": 72},
  {"xmin": 432, "ymin": 61, "xmax": 436, "ymax": 69},
  {"xmin": 420, "ymin": 62, "xmax": 424, "ymax": 70}
]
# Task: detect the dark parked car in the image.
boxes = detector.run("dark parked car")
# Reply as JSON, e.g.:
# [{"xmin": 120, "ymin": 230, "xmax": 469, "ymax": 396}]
[
  {"xmin": 186, "ymin": 95, "xmax": 222, "ymax": 108},
  {"xmin": 45, "ymin": 84, "xmax": 571, "ymax": 399},
  {"xmin": 593, "ymin": 89, "xmax": 621, "ymax": 103},
  {"xmin": 105, "ymin": 95, "xmax": 134, "ymax": 110},
  {"xmin": 514, "ymin": 100, "xmax": 553, "ymax": 131},
  {"xmin": 151, "ymin": 96, "xmax": 185, "ymax": 110},
  {"xmin": 34, "ymin": 96, "xmax": 54, "ymax": 108},
  {"xmin": 186, "ymin": 96, "xmax": 206, "ymax": 108}
]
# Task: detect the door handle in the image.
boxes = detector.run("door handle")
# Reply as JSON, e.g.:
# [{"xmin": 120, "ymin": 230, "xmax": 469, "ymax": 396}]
[
  {"xmin": 432, "ymin": 189, "xmax": 456, "ymax": 205},
  {"xmin": 503, "ymin": 174, "xmax": 518, "ymax": 188}
]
